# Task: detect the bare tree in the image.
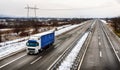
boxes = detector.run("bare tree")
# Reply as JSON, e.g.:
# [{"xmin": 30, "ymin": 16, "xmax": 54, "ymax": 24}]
[{"xmin": 13, "ymin": 28, "xmax": 26, "ymax": 35}]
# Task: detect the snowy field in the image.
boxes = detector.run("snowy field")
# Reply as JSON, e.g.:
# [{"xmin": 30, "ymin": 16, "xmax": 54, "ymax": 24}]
[{"xmin": 0, "ymin": 23, "xmax": 85, "ymax": 59}]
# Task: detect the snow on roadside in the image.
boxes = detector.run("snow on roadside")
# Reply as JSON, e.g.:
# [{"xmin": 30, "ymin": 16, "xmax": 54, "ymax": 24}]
[
  {"xmin": 0, "ymin": 29, "xmax": 12, "ymax": 31},
  {"xmin": 0, "ymin": 23, "xmax": 85, "ymax": 59},
  {"xmin": 0, "ymin": 41, "xmax": 27, "ymax": 59},
  {"xmin": 101, "ymin": 20, "xmax": 108, "ymax": 24},
  {"xmin": 0, "ymin": 37, "xmax": 28, "ymax": 47},
  {"xmin": 56, "ymin": 25, "xmax": 71, "ymax": 30},
  {"xmin": 55, "ymin": 24, "xmax": 79, "ymax": 36},
  {"xmin": 58, "ymin": 32, "xmax": 89, "ymax": 70},
  {"xmin": 55, "ymin": 23, "xmax": 85, "ymax": 36}
]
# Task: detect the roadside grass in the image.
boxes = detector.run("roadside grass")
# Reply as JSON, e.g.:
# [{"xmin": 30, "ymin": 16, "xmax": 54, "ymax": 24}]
[
  {"xmin": 114, "ymin": 31, "xmax": 120, "ymax": 38},
  {"xmin": 107, "ymin": 23, "xmax": 120, "ymax": 38}
]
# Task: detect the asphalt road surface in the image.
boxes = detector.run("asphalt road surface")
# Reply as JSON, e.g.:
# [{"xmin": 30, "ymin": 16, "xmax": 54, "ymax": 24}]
[{"xmin": 80, "ymin": 20, "xmax": 120, "ymax": 70}]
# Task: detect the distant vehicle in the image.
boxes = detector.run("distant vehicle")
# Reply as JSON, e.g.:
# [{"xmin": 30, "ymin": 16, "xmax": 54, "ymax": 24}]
[{"xmin": 26, "ymin": 31, "xmax": 55, "ymax": 54}]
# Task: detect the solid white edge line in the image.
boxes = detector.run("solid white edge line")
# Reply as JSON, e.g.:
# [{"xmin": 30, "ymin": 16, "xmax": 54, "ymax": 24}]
[
  {"xmin": 30, "ymin": 56, "xmax": 42, "ymax": 64},
  {"xmin": 102, "ymin": 23, "xmax": 120, "ymax": 62},
  {"xmin": 0, "ymin": 54, "xmax": 26, "ymax": 68}
]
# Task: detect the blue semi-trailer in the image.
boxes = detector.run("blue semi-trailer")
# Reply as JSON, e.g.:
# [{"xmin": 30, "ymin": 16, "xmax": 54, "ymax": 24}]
[{"xmin": 26, "ymin": 31, "xmax": 55, "ymax": 54}]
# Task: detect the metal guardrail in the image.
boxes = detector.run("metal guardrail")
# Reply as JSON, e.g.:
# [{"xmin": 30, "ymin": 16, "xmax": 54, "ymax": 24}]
[{"xmin": 71, "ymin": 31, "xmax": 92, "ymax": 70}]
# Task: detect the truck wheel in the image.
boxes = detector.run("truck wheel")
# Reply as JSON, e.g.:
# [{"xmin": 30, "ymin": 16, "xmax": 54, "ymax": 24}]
[{"xmin": 27, "ymin": 53, "xmax": 30, "ymax": 55}]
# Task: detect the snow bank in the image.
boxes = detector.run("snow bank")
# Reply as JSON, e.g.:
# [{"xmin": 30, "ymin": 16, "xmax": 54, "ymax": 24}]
[
  {"xmin": 101, "ymin": 20, "xmax": 108, "ymax": 24},
  {"xmin": 58, "ymin": 32, "xmax": 89, "ymax": 70},
  {"xmin": 0, "ymin": 37, "xmax": 28, "ymax": 47},
  {"xmin": 55, "ymin": 25, "xmax": 79, "ymax": 36},
  {"xmin": 57, "ymin": 25, "xmax": 71, "ymax": 30},
  {"xmin": 0, "ymin": 23, "xmax": 85, "ymax": 59},
  {"xmin": 0, "ymin": 29, "xmax": 12, "ymax": 31},
  {"xmin": 55, "ymin": 23, "xmax": 85, "ymax": 36}
]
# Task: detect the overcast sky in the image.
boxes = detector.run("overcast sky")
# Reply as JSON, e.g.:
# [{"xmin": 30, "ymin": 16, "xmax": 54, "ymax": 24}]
[{"xmin": 0, "ymin": 0, "xmax": 120, "ymax": 18}]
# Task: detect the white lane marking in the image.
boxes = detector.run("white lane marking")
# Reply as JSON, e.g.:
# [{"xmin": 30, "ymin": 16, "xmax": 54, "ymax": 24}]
[
  {"xmin": 30, "ymin": 56, "xmax": 42, "ymax": 64},
  {"xmin": 100, "ymin": 51, "xmax": 102, "ymax": 57},
  {"xmin": 0, "ymin": 54, "xmax": 26, "ymax": 68},
  {"xmin": 54, "ymin": 44, "xmax": 60, "ymax": 48},
  {"xmin": 99, "ymin": 42, "xmax": 101, "ymax": 46}
]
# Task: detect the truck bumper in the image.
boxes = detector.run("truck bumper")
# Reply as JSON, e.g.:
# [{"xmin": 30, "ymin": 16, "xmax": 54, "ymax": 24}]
[{"xmin": 27, "ymin": 49, "xmax": 39, "ymax": 54}]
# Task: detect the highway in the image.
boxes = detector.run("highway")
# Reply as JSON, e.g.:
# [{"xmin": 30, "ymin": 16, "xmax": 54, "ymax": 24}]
[
  {"xmin": 0, "ymin": 20, "xmax": 120, "ymax": 70},
  {"xmin": 80, "ymin": 20, "xmax": 120, "ymax": 70},
  {"xmin": 0, "ymin": 20, "xmax": 92, "ymax": 70}
]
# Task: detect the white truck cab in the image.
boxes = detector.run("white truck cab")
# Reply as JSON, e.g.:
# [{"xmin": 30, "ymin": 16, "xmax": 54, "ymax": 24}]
[{"xmin": 26, "ymin": 36, "xmax": 41, "ymax": 54}]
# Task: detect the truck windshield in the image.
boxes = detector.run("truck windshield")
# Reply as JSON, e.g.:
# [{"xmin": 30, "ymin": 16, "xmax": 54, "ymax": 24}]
[{"xmin": 26, "ymin": 41, "xmax": 39, "ymax": 47}]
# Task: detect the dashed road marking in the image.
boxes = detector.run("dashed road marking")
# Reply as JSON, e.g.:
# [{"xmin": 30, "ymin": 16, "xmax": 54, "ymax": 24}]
[
  {"xmin": 100, "ymin": 51, "xmax": 102, "ymax": 57},
  {"xmin": 99, "ymin": 42, "xmax": 101, "ymax": 46},
  {"xmin": 30, "ymin": 56, "xmax": 42, "ymax": 64},
  {"xmin": 54, "ymin": 44, "xmax": 60, "ymax": 48},
  {"xmin": 98, "ymin": 36, "xmax": 100, "ymax": 40}
]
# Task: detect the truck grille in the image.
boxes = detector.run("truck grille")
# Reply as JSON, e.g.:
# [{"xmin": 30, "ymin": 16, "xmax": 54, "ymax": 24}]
[{"xmin": 28, "ymin": 48, "xmax": 35, "ymax": 50}]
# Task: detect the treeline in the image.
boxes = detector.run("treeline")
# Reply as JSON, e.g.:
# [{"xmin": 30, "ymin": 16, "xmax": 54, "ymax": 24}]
[
  {"xmin": 0, "ymin": 18, "xmax": 90, "ymax": 29},
  {"xmin": 105, "ymin": 17, "xmax": 120, "ymax": 33},
  {"xmin": 105, "ymin": 17, "xmax": 120, "ymax": 37}
]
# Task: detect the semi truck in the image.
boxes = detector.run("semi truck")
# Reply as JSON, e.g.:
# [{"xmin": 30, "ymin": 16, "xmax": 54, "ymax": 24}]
[{"xmin": 26, "ymin": 31, "xmax": 55, "ymax": 54}]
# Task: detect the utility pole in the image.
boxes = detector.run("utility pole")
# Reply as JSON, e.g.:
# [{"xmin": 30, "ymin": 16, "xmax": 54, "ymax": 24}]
[
  {"xmin": 25, "ymin": 5, "xmax": 30, "ymax": 18},
  {"xmin": 33, "ymin": 5, "xmax": 39, "ymax": 18}
]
